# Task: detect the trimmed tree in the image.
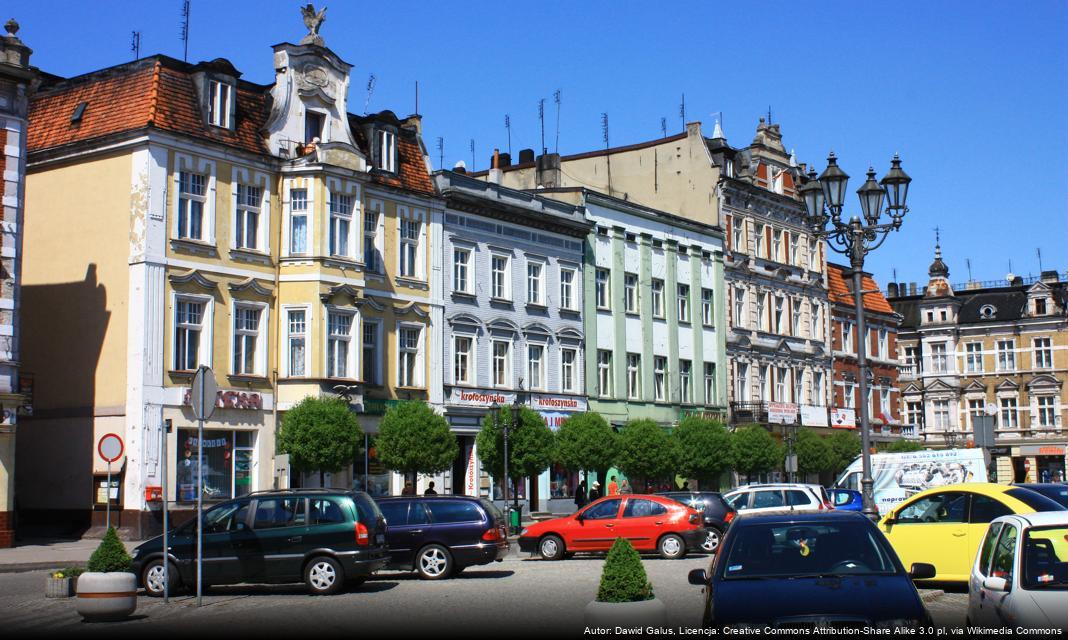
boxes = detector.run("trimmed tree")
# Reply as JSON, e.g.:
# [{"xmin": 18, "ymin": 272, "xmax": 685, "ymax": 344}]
[
  {"xmin": 555, "ymin": 411, "xmax": 617, "ymax": 486},
  {"xmin": 730, "ymin": 424, "xmax": 784, "ymax": 482},
  {"xmin": 673, "ymin": 416, "xmax": 731, "ymax": 490},
  {"xmin": 596, "ymin": 538, "xmax": 654, "ymax": 603},
  {"xmin": 885, "ymin": 439, "xmax": 925, "ymax": 453},
  {"xmin": 794, "ymin": 428, "xmax": 834, "ymax": 476},
  {"xmin": 375, "ymin": 401, "xmax": 458, "ymax": 486},
  {"xmin": 87, "ymin": 526, "xmax": 132, "ymax": 573},
  {"xmin": 278, "ymin": 395, "xmax": 363, "ymax": 486},
  {"xmin": 477, "ymin": 406, "xmax": 555, "ymax": 501},
  {"xmin": 828, "ymin": 430, "xmax": 862, "ymax": 474},
  {"xmin": 615, "ymin": 419, "xmax": 679, "ymax": 491}
]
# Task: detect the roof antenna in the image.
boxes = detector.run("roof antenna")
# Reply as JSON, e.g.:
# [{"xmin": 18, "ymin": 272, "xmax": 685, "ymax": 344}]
[
  {"xmin": 679, "ymin": 93, "xmax": 686, "ymax": 126},
  {"xmin": 414, "ymin": 80, "xmax": 419, "ymax": 116},
  {"xmin": 469, "ymin": 139, "xmax": 476, "ymax": 171},
  {"xmin": 767, "ymin": 105, "xmax": 772, "ymax": 124},
  {"xmin": 602, "ymin": 112, "xmax": 611, "ymax": 194},
  {"xmin": 553, "ymin": 90, "xmax": 562, "ymax": 153},
  {"xmin": 504, "ymin": 114, "xmax": 512, "ymax": 157},
  {"xmin": 660, "ymin": 117, "xmax": 667, "ymax": 138},
  {"xmin": 966, "ymin": 258, "xmax": 973, "ymax": 282},
  {"xmin": 179, "ymin": 0, "xmax": 191, "ymax": 62},
  {"xmin": 538, "ymin": 98, "xmax": 546, "ymax": 154},
  {"xmin": 436, "ymin": 137, "xmax": 444, "ymax": 170},
  {"xmin": 364, "ymin": 74, "xmax": 376, "ymax": 114},
  {"xmin": 131, "ymin": 30, "xmax": 141, "ymax": 60},
  {"xmin": 1037, "ymin": 247, "xmax": 1043, "ymax": 272}
]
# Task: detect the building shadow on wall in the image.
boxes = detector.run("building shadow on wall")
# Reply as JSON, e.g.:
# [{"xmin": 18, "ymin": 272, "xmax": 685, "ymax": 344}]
[{"xmin": 15, "ymin": 265, "xmax": 109, "ymax": 538}]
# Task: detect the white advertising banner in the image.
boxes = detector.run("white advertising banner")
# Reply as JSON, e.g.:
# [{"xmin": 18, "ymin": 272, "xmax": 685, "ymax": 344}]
[
  {"xmin": 801, "ymin": 405, "xmax": 829, "ymax": 427},
  {"xmin": 464, "ymin": 443, "xmax": 479, "ymax": 496},
  {"xmin": 768, "ymin": 402, "xmax": 798, "ymax": 424},
  {"xmin": 831, "ymin": 407, "xmax": 857, "ymax": 429},
  {"xmin": 447, "ymin": 388, "xmax": 515, "ymax": 407},
  {"xmin": 530, "ymin": 394, "xmax": 588, "ymax": 413}
]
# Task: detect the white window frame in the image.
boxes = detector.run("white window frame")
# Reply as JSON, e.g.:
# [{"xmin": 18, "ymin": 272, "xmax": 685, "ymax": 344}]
[
  {"xmin": 527, "ymin": 342, "xmax": 546, "ymax": 391},
  {"xmin": 774, "ymin": 296, "xmax": 786, "ymax": 334},
  {"xmin": 775, "ymin": 368, "xmax": 788, "ymax": 402},
  {"xmin": 283, "ymin": 305, "xmax": 309, "ymax": 378},
  {"xmin": 680, "ymin": 359, "xmax": 692, "ymax": 404},
  {"xmin": 702, "ymin": 288, "xmax": 714, "ymax": 326},
  {"xmin": 596, "ymin": 268, "xmax": 611, "ymax": 310},
  {"xmin": 362, "ymin": 320, "xmax": 381, "ymax": 385},
  {"xmin": 754, "ymin": 223, "xmax": 765, "ymax": 258},
  {"xmin": 733, "ymin": 287, "xmax": 746, "ymax": 327},
  {"xmin": 731, "ymin": 217, "xmax": 744, "ymax": 253},
  {"xmin": 772, "ymin": 228, "xmax": 783, "ymax": 262},
  {"xmin": 493, "ymin": 339, "xmax": 513, "ymax": 389},
  {"xmin": 173, "ymin": 294, "xmax": 213, "ymax": 371},
  {"xmin": 999, "ymin": 396, "xmax": 1019, "ymax": 429},
  {"xmin": 878, "ymin": 328, "xmax": 889, "ymax": 360},
  {"xmin": 207, "ymin": 79, "xmax": 232, "ymax": 129},
  {"xmin": 285, "ymin": 183, "xmax": 310, "ymax": 257},
  {"xmin": 375, "ymin": 129, "xmax": 397, "ymax": 172},
  {"xmin": 756, "ymin": 292, "xmax": 768, "ymax": 332},
  {"xmin": 453, "ymin": 246, "xmax": 473, "ymax": 294},
  {"xmin": 397, "ymin": 323, "xmax": 424, "ymax": 388},
  {"xmin": 397, "ymin": 208, "xmax": 425, "ymax": 280},
  {"xmin": 1036, "ymin": 396, "xmax": 1057, "ymax": 428},
  {"xmin": 790, "ymin": 297, "xmax": 801, "ymax": 336},
  {"xmin": 363, "ymin": 199, "xmax": 384, "ymax": 272},
  {"xmin": 597, "ymin": 350, "xmax": 612, "ymax": 397},
  {"xmin": 813, "ymin": 302, "xmax": 824, "ymax": 340},
  {"xmin": 906, "ymin": 401, "xmax": 923, "ymax": 427},
  {"xmin": 933, "ymin": 399, "xmax": 951, "ymax": 430},
  {"xmin": 453, "ymin": 334, "xmax": 474, "ymax": 385},
  {"xmin": 930, "ymin": 342, "xmax": 950, "ymax": 373},
  {"xmin": 704, "ymin": 362, "xmax": 716, "ymax": 404},
  {"xmin": 232, "ymin": 167, "xmax": 269, "ymax": 253},
  {"xmin": 327, "ymin": 185, "xmax": 357, "ymax": 259},
  {"xmin": 231, "ymin": 301, "xmax": 267, "ymax": 377},
  {"xmin": 997, "ymin": 339, "xmax": 1016, "ymax": 372},
  {"xmin": 654, "ymin": 356, "xmax": 667, "ymax": 402},
  {"xmin": 841, "ymin": 320, "xmax": 854, "ymax": 354},
  {"xmin": 759, "ymin": 365, "xmax": 770, "ymax": 402},
  {"xmin": 325, "ymin": 307, "xmax": 358, "ymax": 380},
  {"xmin": 560, "ymin": 266, "xmax": 578, "ymax": 311},
  {"xmin": 793, "ymin": 369, "xmax": 804, "ymax": 405},
  {"xmin": 491, "ymin": 253, "xmax": 511, "ymax": 301},
  {"xmin": 1033, "ymin": 337, "xmax": 1053, "ymax": 369},
  {"xmin": 624, "ymin": 273, "xmax": 639, "ymax": 314},
  {"xmin": 626, "ymin": 353, "xmax": 641, "ymax": 399},
  {"xmin": 174, "ymin": 156, "xmax": 215, "ymax": 243},
  {"xmin": 561, "ymin": 347, "xmax": 578, "ymax": 393},
  {"xmin": 652, "ymin": 279, "xmax": 665, "ymax": 319},
  {"xmin": 677, "ymin": 283, "xmax": 691, "ymax": 323},
  {"xmin": 965, "ymin": 342, "xmax": 984, "ymax": 373},
  {"xmin": 736, "ymin": 362, "xmax": 749, "ymax": 401},
  {"xmin": 528, "ymin": 260, "xmax": 546, "ymax": 305}
]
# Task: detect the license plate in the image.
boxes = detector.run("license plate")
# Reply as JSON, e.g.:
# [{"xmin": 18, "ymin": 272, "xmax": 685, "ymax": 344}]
[{"xmin": 375, "ymin": 533, "xmax": 385, "ymax": 544}]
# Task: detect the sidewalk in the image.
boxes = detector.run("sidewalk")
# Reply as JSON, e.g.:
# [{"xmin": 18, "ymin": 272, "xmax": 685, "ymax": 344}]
[{"xmin": 0, "ymin": 538, "xmax": 144, "ymax": 573}]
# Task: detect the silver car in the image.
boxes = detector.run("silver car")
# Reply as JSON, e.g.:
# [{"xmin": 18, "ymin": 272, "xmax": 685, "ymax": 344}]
[{"xmin": 967, "ymin": 512, "xmax": 1068, "ymax": 628}]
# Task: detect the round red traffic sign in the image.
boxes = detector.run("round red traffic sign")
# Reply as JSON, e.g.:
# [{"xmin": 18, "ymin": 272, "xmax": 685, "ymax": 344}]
[{"xmin": 98, "ymin": 433, "xmax": 125, "ymax": 463}]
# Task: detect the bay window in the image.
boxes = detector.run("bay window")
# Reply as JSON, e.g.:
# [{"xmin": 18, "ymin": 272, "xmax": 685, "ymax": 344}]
[
  {"xmin": 286, "ymin": 308, "xmax": 306, "ymax": 377},
  {"xmin": 327, "ymin": 310, "xmax": 354, "ymax": 379},
  {"xmin": 289, "ymin": 188, "xmax": 308, "ymax": 254},
  {"xmin": 328, "ymin": 192, "xmax": 353, "ymax": 257}
]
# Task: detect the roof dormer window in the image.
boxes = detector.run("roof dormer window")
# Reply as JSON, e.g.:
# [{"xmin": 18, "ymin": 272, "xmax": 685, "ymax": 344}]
[
  {"xmin": 374, "ymin": 129, "xmax": 396, "ymax": 172},
  {"xmin": 1035, "ymin": 298, "xmax": 1047, "ymax": 316},
  {"xmin": 207, "ymin": 80, "xmax": 233, "ymax": 129}
]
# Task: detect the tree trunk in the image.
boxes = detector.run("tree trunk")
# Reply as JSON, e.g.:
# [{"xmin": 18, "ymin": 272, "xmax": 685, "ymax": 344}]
[{"xmin": 319, "ymin": 469, "xmax": 325, "ymax": 488}]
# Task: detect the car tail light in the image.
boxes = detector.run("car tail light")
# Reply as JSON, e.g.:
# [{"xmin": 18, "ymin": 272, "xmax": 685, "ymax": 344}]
[
  {"xmin": 689, "ymin": 512, "xmax": 700, "ymax": 525},
  {"xmin": 354, "ymin": 521, "xmax": 370, "ymax": 546},
  {"xmin": 724, "ymin": 511, "xmax": 736, "ymax": 524},
  {"xmin": 482, "ymin": 527, "xmax": 501, "ymax": 542}
]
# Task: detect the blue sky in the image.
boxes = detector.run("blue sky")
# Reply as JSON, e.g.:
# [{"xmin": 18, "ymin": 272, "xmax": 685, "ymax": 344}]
[{"xmin": 10, "ymin": 0, "xmax": 1067, "ymax": 288}]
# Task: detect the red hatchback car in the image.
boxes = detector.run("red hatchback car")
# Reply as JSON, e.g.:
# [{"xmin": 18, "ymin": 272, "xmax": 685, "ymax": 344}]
[{"xmin": 518, "ymin": 494, "xmax": 706, "ymax": 560}]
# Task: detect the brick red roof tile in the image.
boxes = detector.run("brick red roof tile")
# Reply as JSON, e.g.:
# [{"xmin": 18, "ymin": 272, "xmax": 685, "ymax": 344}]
[{"xmin": 828, "ymin": 263, "xmax": 895, "ymax": 314}]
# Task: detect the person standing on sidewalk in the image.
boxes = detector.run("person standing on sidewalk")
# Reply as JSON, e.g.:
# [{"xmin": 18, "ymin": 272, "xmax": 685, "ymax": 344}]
[
  {"xmin": 607, "ymin": 476, "xmax": 619, "ymax": 496},
  {"xmin": 574, "ymin": 480, "xmax": 588, "ymax": 512},
  {"xmin": 620, "ymin": 480, "xmax": 632, "ymax": 495}
]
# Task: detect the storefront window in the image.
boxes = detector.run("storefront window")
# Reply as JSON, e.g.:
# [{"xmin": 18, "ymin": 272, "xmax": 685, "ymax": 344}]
[
  {"xmin": 177, "ymin": 429, "xmax": 255, "ymax": 502},
  {"xmin": 352, "ymin": 435, "xmax": 392, "ymax": 497},
  {"xmin": 549, "ymin": 463, "xmax": 577, "ymax": 498}
]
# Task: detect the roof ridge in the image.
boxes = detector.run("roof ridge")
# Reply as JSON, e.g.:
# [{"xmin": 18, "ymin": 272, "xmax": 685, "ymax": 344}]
[{"xmin": 147, "ymin": 60, "xmax": 162, "ymax": 128}]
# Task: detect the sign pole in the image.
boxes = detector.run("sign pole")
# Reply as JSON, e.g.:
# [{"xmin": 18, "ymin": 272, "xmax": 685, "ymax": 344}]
[
  {"xmin": 196, "ymin": 369, "xmax": 204, "ymax": 608},
  {"xmin": 162, "ymin": 419, "xmax": 169, "ymax": 603},
  {"xmin": 106, "ymin": 461, "xmax": 112, "ymax": 530}
]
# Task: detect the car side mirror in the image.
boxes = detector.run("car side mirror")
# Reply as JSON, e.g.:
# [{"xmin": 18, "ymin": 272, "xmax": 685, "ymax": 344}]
[
  {"xmin": 688, "ymin": 569, "xmax": 708, "ymax": 586},
  {"xmin": 909, "ymin": 563, "xmax": 936, "ymax": 580},
  {"xmin": 983, "ymin": 575, "xmax": 1009, "ymax": 592},
  {"xmin": 575, "ymin": 513, "xmax": 584, "ymax": 523},
  {"xmin": 883, "ymin": 516, "xmax": 896, "ymax": 526}
]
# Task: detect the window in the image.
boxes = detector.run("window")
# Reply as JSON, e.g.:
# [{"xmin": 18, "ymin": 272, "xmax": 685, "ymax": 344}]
[
  {"xmin": 375, "ymin": 129, "xmax": 396, "ymax": 172},
  {"xmin": 1000, "ymin": 397, "xmax": 1018, "ymax": 429},
  {"xmin": 399, "ymin": 218, "xmax": 421, "ymax": 278},
  {"xmin": 328, "ymin": 193, "xmax": 353, "ymax": 257},
  {"xmin": 907, "ymin": 401, "xmax": 923, "ymax": 426},
  {"xmin": 207, "ymin": 80, "xmax": 232, "ymax": 128},
  {"xmin": 997, "ymin": 340, "xmax": 1016, "ymax": 372},
  {"xmin": 596, "ymin": 269, "xmax": 610, "ymax": 309},
  {"xmin": 733, "ymin": 287, "xmax": 746, "ymax": 327},
  {"xmin": 597, "ymin": 350, "xmax": 612, "ymax": 397},
  {"xmin": 809, "ymin": 238, "xmax": 819, "ymax": 271},
  {"xmin": 931, "ymin": 342, "xmax": 949, "ymax": 373},
  {"xmin": 453, "ymin": 248, "xmax": 472, "ymax": 294},
  {"xmin": 842, "ymin": 321, "xmax": 854, "ymax": 353},
  {"xmin": 398, "ymin": 326, "xmax": 421, "ymax": 387},
  {"xmin": 561, "ymin": 348, "xmax": 577, "ymax": 393},
  {"xmin": 754, "ymin": 223, "xmax": 765, "ymax": 257},
  {"xmin": 793, "ymin": 369, "xmax": 804, "ymax": 405},
  {"xmin": 933, "ymin": 399, "xmax": 951, "ymax": 430},
  {"xmin": 812, "ymin": 302, "xmax": 824, "ymax": 339},
  {"xmin": 969, "ymin": 399, "xmax": 985, "ymax": 426},
  {"xmin": 1035, "ymin": 298, "xmax": 1047, "ymax": 315},
  {"xmin": 626, "ymin": 353, "xmax": 641, "ymax": 399},
  {"xmin": 773, "ymin": 296, "xmax": 785, "ymax": 334},
  {"xmin": 756, "ymin": 293, "xmax": 767, "ymax": 331},
  {"xmin": 814, "ymin": 371, "xmax": 826, "ymax": 403},
  {"xmin": 844, "ymin": 381, "xmax": 856, "ymax": 408},
  {"xmin": 528, "ymin": 262, "xmax": 545, "ymax": 305},
  {"xmin": 940, "ymin": 309, "xmax": 948, "ymax": 322},
  {"xmin": 305, "ymin": 111, "xmax": 324, "ymax": 143},
  {"xmin": 652, "ymin": 279, "xmax": 665, "ymax": 318},
  {"xmin": 253, "ymin": 498, "xmax": 305, "ymax": 530},
  {"xmin": 454, "ymin": 336, "xmax": 472, "ymax": 385},
  {"xmin": 309, "ymin": 499, "xmax": 347, "ymax": 525},
  {"xmin": 904, "ymin": 346, "xmax": 919, "ymax": 374},
  {"xmin": 428, "ymin": 501, "xmax": 483, "ymax": 524},
  {"xmin": 363, "ymin": 205, "xmax": 380, "ymax": 271},
  {"xmin": 623, "ymin": 498, "xmax": 667, "ymax": 518},
  {"xmin": 677, "ymin": 284, "xmax": 691, "ymax": 323},
  {"xmin": 289, "ymin": 188, "xmax": 308, "ymax": 254},
  {"xmin": 896, "ymin": 492, "xmax": 968, "ymax": 524},
  {"xmin": 991, "ymin": 524, "xmax": 1018, "ymax": 581},
  {"xmin": 528, "ymin": 344, "xmax": 545, "ymax": 391},
  {"xmin": 177, "ymin": 171, "xmax": 206, "ymax": 241},
  {"xmin": 977, "ymin": 523, "xmax": 1003, "ymax": 578},
  {"xmin": 491, "ymin": 255, "xmax": 510, "ymax": 300},
  {"xmin": 702, "ymin": 289, "xmax": 714, "ymax": 326},
  {"xmin": 362, "ymin": 322, "xmax": 379, "ymax": 384},
  {"xmin": 1037, "ymin": 396, "xmax": 1057, "ymax": 427},
  {"xmin": 232, "ymin": 305, "xmax": 262, "ymax": 375},
  {"xmin": 752, "ymin": 490, "xmax": 785, "ymax": 509},
  {"xmin": 654, "ymin": 356, "xmax": 667, "ymax": 401},
  {"xmin": 680, "ymin": 360, "xmax": 692, "ymax": 403},
  {"xmin": 965, "ymin": 342, "xmax": 984, "ymax": 373},
  {"xmin": 174, "ymin": 299, "xmax": 204, "ymax": 371},
  {"xmin": 560, "ymin": 268, "xmax": 577, "ymax": 310},
  {"xmin": 705, "ymin": 363, "xmax": 716, "ymax": 404},
  {"xmin": 759, "ymin": 365, "xmax": 770, "ymax": 401},
  {"xmin": 789, "ymin": 232, "xmax": 800, "ymax": 266},
  {"xmin": 736, "ymin": 363, "xmax": 749, "ymax": 401},
  {"xmin": 970, "ymin": 495, "xmax": 1013, "ymax": 524},
  {"xmin": 624, "ymin": 273, "xmax": 639, "ymax": 313},
  {"xmin": 878, "ymin": 329, "xmax": 888, "ymax": 359},
  {"xmin": 582, "ymin": 498, "xmax": 621, "ymax": 520},
  {"xmin": 327, "ymin": 311, "xmax": 354, "ymax": 378},
  {"xmin": 775, "ymin": 368, "xmax": 787, "ymax": 402},
  {"xmin": 286, "ymin": 309, "xmax": 306, "ymax": 377},
  {"xmin": 790, "ymin": 298, "xmax": 801, "ymax": 336},
  {"xmin": 234, "ymin": 184, "xmax": 262, "ymax": 250},
  {"xmin": 731, "ymin": 218, "xmax": 744, "ymax": 252},
  {"xmin": 1034, "ymin": 337, "xmax": 1053, "ymax": 369},
  {"xmin": 493, "ymin": 341, "xmax": 511, "ymax": 388},
  {"xmin": 880, "ymin": 387, "xmax": 892, "ymax": 417},
  {"xmin": 772, "ymin": 229, "xmax": 783, "ymax": 262},
  {"xmin": 176, "ymin": 429, "xmax": 254, "ymax": 502}
]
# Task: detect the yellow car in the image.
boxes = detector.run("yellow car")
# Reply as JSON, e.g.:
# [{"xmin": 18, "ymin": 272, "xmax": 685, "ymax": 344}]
[{"xmin": 878, "ymin": 483, "xmax": 1065, "ymax": 583}]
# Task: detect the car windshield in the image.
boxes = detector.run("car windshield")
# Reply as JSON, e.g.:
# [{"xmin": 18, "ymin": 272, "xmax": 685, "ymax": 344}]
[
  {"xmin": 721, "ymin": 520, "xmax": 898, "ymax": 580},
  {"xmin": 1023, "ymin": 526, "xmax": 1068, "ymax": 590},
  {"xmin": 1022, "ymin": 486, "xmax": 1068, "ymax": 509},
  {"xmin": 1006, "ymin": 488, "xmax": 1068, "ymax": 512}
]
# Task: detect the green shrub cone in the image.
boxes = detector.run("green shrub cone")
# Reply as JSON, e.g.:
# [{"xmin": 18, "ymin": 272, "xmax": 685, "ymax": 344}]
[
  {"xmin": 87, "ymin": 526, "xmax": 132, "ymax": 573},
  {"xmin": 596, "ymin": 538, "xmax": 654, "ymax": 603}
]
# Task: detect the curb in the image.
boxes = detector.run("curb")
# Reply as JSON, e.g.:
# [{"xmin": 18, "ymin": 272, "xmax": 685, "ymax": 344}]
[
  {"xmin": 0, "ymin": 561, "xmax": 86, "ymax": 574},
  {"xmin": 920, "ymin": 589, "xmax": 945, "ymax": 603}
]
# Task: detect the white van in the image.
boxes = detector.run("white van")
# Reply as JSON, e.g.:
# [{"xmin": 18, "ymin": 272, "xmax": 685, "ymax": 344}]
[{"xmin": 834, "ymin": 448, "xmax": 988, "ymax": 514}]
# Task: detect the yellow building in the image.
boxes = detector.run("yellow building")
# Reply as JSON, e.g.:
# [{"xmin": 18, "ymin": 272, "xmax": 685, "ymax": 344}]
[{"xmin": 17, "ymin": 24, "xmax": 441, "ymax": 537}]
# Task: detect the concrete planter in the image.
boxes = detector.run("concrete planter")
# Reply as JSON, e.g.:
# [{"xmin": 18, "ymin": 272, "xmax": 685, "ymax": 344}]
[
  {"xmin": 75, "ymin": 572, "xmax": 137, "ymax": 622},
  {"xmin": 583, "ymin": 597, "xmax": 668, "ymax": 628},
  {"xmin": 45, "ymin": 576, "xmax": 73, "ymax": 598}
]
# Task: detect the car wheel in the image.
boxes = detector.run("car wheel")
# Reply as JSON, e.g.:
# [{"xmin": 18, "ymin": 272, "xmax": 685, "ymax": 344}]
[
  {"xmin": 701, "ymin": 527, "xmax": 723, "ymax": 553},
  {"xmin": 141, "ymin": 558, "xmax": 180, "ymax": 597},
  {"xmin": 416, "ymin": 544, "xmax": 453, "ymax": 580},
  {"xmin": 539, "ymin": 535, "xmax": 565, "ymax": 561},
  {"xmin": 659, "ymin": 533, "xmax": 686, "ymax": 559},
  {"xmin": 304, "ymin": 556, "xmax": 344, "ymax": 595}
]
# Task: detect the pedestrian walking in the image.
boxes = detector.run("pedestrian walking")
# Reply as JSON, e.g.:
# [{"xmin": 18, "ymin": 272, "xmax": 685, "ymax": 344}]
[
  {"xmin": 620, "ymin": 480, "xmax": 632, "ymax": 494},
  {"xmin": 589, "ymin": 481, "xmax": 602, "ymax": 500},
  {"xmin": 574, "ymin": 480, "xmax": 588, "ymax": 511},
  {"xmin": 607, "ymin": 475, "xmax": 619, "ymax": 496},
  {"xmin": 424, "ymin": 481, "xmax": 438, "ymax": 496}
]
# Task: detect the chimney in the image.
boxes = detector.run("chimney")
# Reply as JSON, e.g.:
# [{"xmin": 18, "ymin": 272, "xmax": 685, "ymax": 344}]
[
  {"xmin": 909, "ymin": 283, "xmax": 918, "ymax": 296},
  {"xmin": 887, "ymin": 282, "xmax": 899, "ymax": 297},
  {"xmin": 1011, "ymin": 276, "xmax": 1024, "ymax": 286},
  {"xmin": 453, "ymin": 160, "xmax": 467, "ymax": 175},
  {"xmin": 488, "ymin": 148, "xmax": 502, "ymax": 185},
  {"xmin": 498, "ymin": 152, "xmax": 511, "ymax": 167},
  {"xmin": 1041, "ymin": 270, "xmax": 1059, "ymax": 284},
  {"xmin": 536, "ymin": 153, "xmax": 561, "ymax": 189},
  {"xmin": 518, "ymin": 148, "xmax": 535, "ymax": 164},
  {"xmin": 402, "ymin": 114, "xmax": 422, "ymax": 135}
]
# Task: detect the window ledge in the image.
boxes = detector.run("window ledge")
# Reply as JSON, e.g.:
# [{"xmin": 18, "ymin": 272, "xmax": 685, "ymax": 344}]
[
  {"xmin": 280, "ymin": 256, "xmax": 314, "ymax": 265},
  {"xmin": 227, "ymin": 374, "xmax": 270, "ymax": 384},
  {"xmin": 625, "ymin": 311, "xmax": 640, "ymax": 318},
  {"xmin": 168, "ymin": 370, "xmax": 196, "ymax": 379},
  {"xmin": 364, "ymin": 271, "xmax": 386, "ymax": 281},
  {"xmin": 452, "ymin": 291, "xmax": 477, "ymax": 300},
  {"xmin": 396, "ymin": 386, "xmax": 427, "ymax": 393},
  {"xmin": 171, "ymin": 238, "xmax": 219, "ymax": 257},
  {"xmin": 229, "ymin": 248, "xmax": 273, "ymax": 266},
  {"xmin": 324, "ymin": 256, "xmax": 362, "ymax": 271},
  {"xmin": 526, "ymin": 302, "xmax": 549, "ymax": 311},
  {"xmin": 490, "ymin": 297, "xmax": 514, "ymax": 306},
  {"xmin": 560, "ymin": 308, "xmax": 581, "ymax": 316},
  {"xmin": 596, "ymin": 306, "xmax": 612, "ymax": 313},
  {"xmin": 395, "ymin": 276, "xmax": 429, "ymax": 290}
]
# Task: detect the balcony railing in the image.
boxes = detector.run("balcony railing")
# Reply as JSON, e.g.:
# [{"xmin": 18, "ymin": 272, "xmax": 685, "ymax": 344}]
[{"xmin": 730, "ymin": 401, "xmax": 769, "ymax": 424}]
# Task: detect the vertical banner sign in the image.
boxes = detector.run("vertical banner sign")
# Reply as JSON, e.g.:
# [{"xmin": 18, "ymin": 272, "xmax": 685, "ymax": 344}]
[
  {"xmin": 465, "ymin": 443, "xmax": 478, "ymax": 496},
  {"xmin": 189, "ymin": 366, "xmax": 218, "ymax": 608},
  {"xmin": 97, "ymin": 434, "xmax": 124, "ymax": 530}
]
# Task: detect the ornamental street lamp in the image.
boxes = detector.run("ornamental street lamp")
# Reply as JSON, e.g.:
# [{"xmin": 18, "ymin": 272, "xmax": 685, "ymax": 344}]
[{"xmin": 799, "ymin": 152, "xmax": 912, "ymax": 521}]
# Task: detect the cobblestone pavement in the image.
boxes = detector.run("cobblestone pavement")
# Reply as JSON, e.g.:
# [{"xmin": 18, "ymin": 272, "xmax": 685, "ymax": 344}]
[{"xmin": 0, "ymin": 550, "xmax": 972, "ymax": 638}]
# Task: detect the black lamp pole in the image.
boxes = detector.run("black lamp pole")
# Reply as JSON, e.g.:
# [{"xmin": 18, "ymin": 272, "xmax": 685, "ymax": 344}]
[{"xmin": 799, "ymin": 153, "xmax": 912, "ymax": 521}]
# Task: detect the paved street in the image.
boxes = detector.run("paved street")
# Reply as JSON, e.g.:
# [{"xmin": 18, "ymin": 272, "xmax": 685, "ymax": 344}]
[{"xmin": 0, "ymin": 549, "xmax": 968, "ymax": 637}]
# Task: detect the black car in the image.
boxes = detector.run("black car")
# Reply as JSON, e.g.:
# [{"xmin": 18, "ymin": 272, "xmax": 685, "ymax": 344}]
[
  {"xmin": 657, "ymin": 491, "xmax": 735, "ymax": 552},
  {"xmin": 132, "ymin": 489, "xmax": 389, "ymax": 596},
  {"xmin": 376, "ymin": 496, "xmax": 509, "ymax": 579},
  {"xmin": 687, "ymin": 510, "xmax": 935, "ymax": 629},
  {"xmin": 1013, "ymin": 483, "xmax": 1068, "ymax": 508}
]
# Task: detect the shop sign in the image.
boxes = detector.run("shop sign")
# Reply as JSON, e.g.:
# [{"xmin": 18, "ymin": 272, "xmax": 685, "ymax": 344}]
[
  {"xmin": 360, "ymin": 398, "xmax": 403, "ymax": 415},
  {"xmin": 183, "ymin": 388, "xmax": 263, "ymax": 411},
  {"xmin": 679, "ymin": 408, "xmax": 727, "ymax": 422},
  {"xmin": 768, "ymin": 403, "xmax": 798, "ymax": 425},
  {"xmin": 464, "ymin": 444, "xmax": 478, "ymax": 496},
  {"xmin": 540, "ymin": 411, "xmax": 570, "ymax": 431},
  {"xmin": 447, "ymin": 388, "xmax": 515, "ymax": 407},
  {"xmin": 1020, "ymin": 445, "xmax": 1066, "ymax": 456},
  {"xmin": 989, "ymin": 447, "xmax": 1010, "ymax": 456},
  {"xmin": 801, "ymin": 405, "xmax": 829, "ymax": 427},
  {"xmin": 831, "ymin": 407, "xmax": 856, "ymax": 429},
  {"xmin": 530, "ymin": 394, "xmax": 587, "ymax": 412}
]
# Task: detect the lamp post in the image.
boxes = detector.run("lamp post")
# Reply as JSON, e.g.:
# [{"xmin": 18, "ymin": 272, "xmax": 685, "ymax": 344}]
[
  {"xmin": 511, "ymin": 380, "xmax": 524, "ymax": 527},
  {"xmin": 491, "ymin": 401, "xmax": 506, "ymax": 510},
  {"xmin": 799, "ymin": 152, "xmax": 912, "ymax": 521}
]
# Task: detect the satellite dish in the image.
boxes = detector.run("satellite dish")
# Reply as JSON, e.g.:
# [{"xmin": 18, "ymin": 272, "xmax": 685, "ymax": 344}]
[
  {"xmin": 1005, "ymin": 272, "xmax": 1015, "ymax": 283},
  {"xmin": 454, "ymin": 160, "xmax": 467, "ymax": 170}
]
